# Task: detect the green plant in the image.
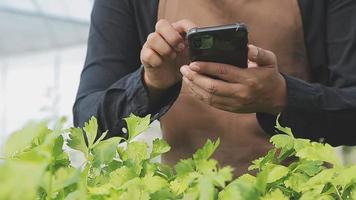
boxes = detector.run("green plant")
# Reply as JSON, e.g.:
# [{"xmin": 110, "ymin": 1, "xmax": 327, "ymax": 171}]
[{"xmin": 0, "ymin": 115, "xmax": 355, "ymax": 200}]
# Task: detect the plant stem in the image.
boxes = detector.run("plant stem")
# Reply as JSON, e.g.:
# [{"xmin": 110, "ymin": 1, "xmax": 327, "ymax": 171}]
[
  {"xmin": 334, "ymin": 185, "xmax": 343, "ymax": 200},
  {"xmin": 46, "ymin": 173, "xmax": 53, "ymax": 200}
]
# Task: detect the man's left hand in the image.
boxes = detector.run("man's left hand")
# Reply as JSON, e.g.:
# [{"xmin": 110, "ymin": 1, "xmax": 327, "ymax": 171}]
[{"xmin": 180, "ymin": 45, "xmax": 287, "ymax": 115}]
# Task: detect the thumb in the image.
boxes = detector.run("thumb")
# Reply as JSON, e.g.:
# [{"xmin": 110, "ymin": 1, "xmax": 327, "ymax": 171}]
[
  {"xmin": 172, "ymin": 19, "xmax": 197, "ymax": 35},
  {"xmin": 248, "ymin": 45, "xmax": 277, "ymax": 67}
]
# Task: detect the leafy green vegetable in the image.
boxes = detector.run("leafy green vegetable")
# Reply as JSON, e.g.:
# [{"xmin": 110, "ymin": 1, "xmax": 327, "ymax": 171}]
[
  {"xmin": 83, "ymin": 116, "xmax": 99, "ymax": 148},
  {"xmin": 124, "ymin": 114, "xmax": 151, "ymax": 142},
  {"xmin": 193, "ymin": 139, "xmax": 220, "ymax": 161},
  {"xmin": 0, "ymin": 114, "xmax": 355, "ymax": 200},
  {"xmin": 92, "ymin": 137, "xmax": 122, "ymax": 167},
  {"xmin": 67, "ymin": 127, "xmax": 88, "ymax": 157},
  {"xmin": 151, "ymin": 138, "xmax": 171, "ymax": 159},
  {"xmin": 3, "ymin": 120, "xmax": 51, "ymax": 158}
]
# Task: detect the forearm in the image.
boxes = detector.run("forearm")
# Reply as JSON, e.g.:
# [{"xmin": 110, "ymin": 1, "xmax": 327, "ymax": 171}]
[{"xmin": 73, "ymin": 67, "xmax": 181, "ymax": 139}]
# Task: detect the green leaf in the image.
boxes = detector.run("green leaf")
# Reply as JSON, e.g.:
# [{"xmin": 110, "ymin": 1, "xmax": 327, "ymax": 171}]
[
  {"xmin": 249, "ymin": 149, "xmax": 277, "ymax": 171},
  {"xmin": 193, "ymin": 138, "xmax": 220, "ymax": 161},
  {"xmin": 119, "ymin": 178, "xmax": 150, "ymax": 200},
  {"xmin": 170, "ymin": 172, "xmax": 200, "ymax": 195},
  {"xmin": 182, "ymin": 185, "xmax": 199, "ymax": 200},
  {"xmin": 260, "ymin": 189, "xmax": 288, "ymax": 200},
  {"xmin": 175, "ymin": 159, "xmax": 195, "ymax": 177},
  {"xmin": 219, "ymin": 176, "xmax": 259, "ymax": 200},
  {"xmin": 296, "ymin": 142, "xmax": 342, "ymax": 167},
  {"xmin": 302, "ymin": 169, "xmax": 336, "ymax": 191},
  {"xmin": 157, "ymin": 164, "xmax": 175, "ymax": 180},
  {"xmin": 255, "ymin": 169, "xmax": 268, "ymax": 194},
  {"xmin": 211, "ymin": 166, "xmax": 234, "ymax": 188},
  {"xmin": 51, "ymin": 167, "xmax": 81, "ymax": 192},
  {"xmin": 126, "ymin": 141, "xmax": 149, "ymax": 164},
  {"xmin": 150, "ymin": 138, "xmax": 171, "ymax": 159},
  {"xmin": 264, "ymin": 164, "xmax": 290, "ymax": 183},
  {"xmin": 124, "ymin": 114, "xmax": 151, "ymax": 142},
  {"xmin": 170, "ymin": 179, "xmax": 190, "ymax": 196},
  {"xmin": 92, "ymin": 137, "xmax": 122, "ymax": 167},
  {"xmin": 294, "ymin": 160, "xmax": 323, "ymax": 176},
  {"xmin": 270, "ymin": 134, "xmax": 295, "ymax": 158},
  {"xmin": 195, "ymin": 159, "xmax": 218, "ymax": 174},
  {"xmin": 15, "ymin": 148, "xmax": 50, "ymax": 163},
  {"xmin": 0, "ymin": 161, "xmax": 47, "ymax": 200},
  {"xmin": 150, "ymin": 188, "xmax": 175, "ymax": 200},
  {"xmin": 109, "ymin": 166, "xmax": 137, "ymax": 188},
  {"xmin": 67, "ymin": 127, "xmax": 88, "ymax": 157},
  {"xmin": 142, "ymin": 174, "xmax": 168, "ymax": 193},
  {"xmin": 198, "ymin": 176, "xmax": 215, "ymax": 200},
  {"xmin": 300, "ymin": 188, "xmax": 332, "ymax": 200},
  {"xmin": 284, "ymin": 172, "xmax": 309, "ymax": 192},
  {"xmin": 293, "ymin": 138, "xmax": 311, "ymax": 152},
  {"xmin": 270, "ymin": 134, "xmax": 294, "ymax": 150},
  {"xmin": 87, "ymin": 184, "xmax": 112, "ymax": 196},
  {"xmin": 93, "ymin": 130, "xmax": 108, "ymax": 147},
  {"xmin": 14, "ymin": 133, "xmax": 66, "ymax": 165},
  {"xmin": 218, "ymin": 182, "xmax": 242, "ymax": 200},
  {"xmin": 117, "ymin": 146, "xmax": 128, "ymax": 161},
  {"xmin": 331, "ymin": 165, "xmax": 356, "ymax": 189},
  {"xmin": 3, "ymin": 121, "xmax": 51, "ymax": 158},
  {"xmin": 275, "ymin": 114, "xmax": 293, "ymax": 137},
  {"xmin": 83, "ymin": 116, "xmax": 99, "ymax": 148}
]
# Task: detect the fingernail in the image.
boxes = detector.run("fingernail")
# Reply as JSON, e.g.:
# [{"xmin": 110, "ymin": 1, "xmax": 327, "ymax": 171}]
[
  {"xmin": 249, "ymin": 45, "xmax": 259, "ymax": 59},
  {"xmin": 189, "ymin": 64, "xmax": 200, "ymax": 71},
  {"xmin": 180, "ymin": 66, "xmax": 188, "ymax": 75},
  {"xmin": 177, "ymin": 43, "xmax": 185, "ymax": 51}
]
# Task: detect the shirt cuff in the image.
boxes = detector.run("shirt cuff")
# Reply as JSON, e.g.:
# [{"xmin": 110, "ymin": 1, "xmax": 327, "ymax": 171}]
[
  {"xmin": 282, "ymin": 74, "xmax": 320, "ymax": 111},
  {"xmin": 125, "ymin": 66, "xmax": 182, "ymax": 122},
  {"xmin": 256, "ymin": 74, "xmax": 321, "ymax": 136}
]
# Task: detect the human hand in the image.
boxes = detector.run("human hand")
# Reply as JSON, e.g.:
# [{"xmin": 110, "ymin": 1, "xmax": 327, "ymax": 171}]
[
  {"xmin": 180, "ymin": 45, "xmax": 287, "ymax": 115},
  {"xmin": 141, "ymin": 19, "xmax": 196, "ymax": 91}
]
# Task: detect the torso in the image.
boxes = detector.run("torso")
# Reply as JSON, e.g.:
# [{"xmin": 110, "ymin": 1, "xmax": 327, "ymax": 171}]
[{"xmin": 158, "ymin": 0, "xmax": 310, "ymax": 176}]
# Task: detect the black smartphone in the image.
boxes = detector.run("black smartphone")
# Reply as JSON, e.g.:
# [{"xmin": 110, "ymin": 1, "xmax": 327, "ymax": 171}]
[{"xmin": 187, "ymin": 23, "xmax": 248, "ymax": 68}]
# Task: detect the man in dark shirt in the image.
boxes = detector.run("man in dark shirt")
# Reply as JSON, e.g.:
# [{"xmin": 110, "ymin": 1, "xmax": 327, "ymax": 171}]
[{"xmin": 74, "ymin": 0, "xmax": 356, "ymax": 175}]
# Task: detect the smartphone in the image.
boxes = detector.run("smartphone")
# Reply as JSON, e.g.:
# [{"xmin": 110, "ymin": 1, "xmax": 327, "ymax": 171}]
[{"xmin": 187, "ymin": 23, "xmax": 248, "ymax": 68}]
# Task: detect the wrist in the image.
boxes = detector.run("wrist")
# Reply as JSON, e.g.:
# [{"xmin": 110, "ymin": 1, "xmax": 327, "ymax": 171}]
[
  {"xmin": 144, "ymin": 71, "xmax": 167, "ymax": 95},
  {"xmin": 271, "ymin": 74, "xmax": 287, "ymax": 114}
]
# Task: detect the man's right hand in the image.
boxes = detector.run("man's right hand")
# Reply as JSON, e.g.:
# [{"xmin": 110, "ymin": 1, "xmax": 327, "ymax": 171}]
[{"xmin": 141, "ymin": 19, "xmax": 196, "ymax": 91}]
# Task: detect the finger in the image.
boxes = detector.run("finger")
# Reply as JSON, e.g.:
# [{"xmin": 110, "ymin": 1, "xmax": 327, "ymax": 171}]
[
  {"xmin": 140, "ymin": 47, "xmax": 163, "ymax": 68},
  {"xmin": 156, "ymin": 19, "xmax": 185, "ymax": 52},
  {"xmin": 248, "ymin": 45, "xmax": 277, "ymax": 66},
  {"xmin": 146, "ymin": 33, "xmax": 177, "ymax": 59},
  {"xmin": 183, "ymin": 76, "xmax": 212, "ymax": 104},
  {"xmin": 180, "ymin": 65, "xmax": 237, "ymax": 97},
  {"xmin": 212, "ymin": 103, "xmax": 251, "ymax": 113},
  {"xmin": 189, "ymin": 62, "xmax": 249, "ymax": 83},
  {"xmin": 183, "ymin": 77, "xmax": 242, "ymax": 112},
  {"xmin": 172, "ymin": 19, "xmax": 197, "ymax": 35}
]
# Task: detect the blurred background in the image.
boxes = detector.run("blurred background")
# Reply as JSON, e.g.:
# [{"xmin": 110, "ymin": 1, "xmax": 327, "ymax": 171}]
[
  {"xmin": 0, "ymin": 0, "xmax": 93, "ymax": 147},
  {"xmin": 0, "ymin": 0, "xmax": 354, "ymax": 164},
  {"xmin": 0, "ymin": 0, "xmax": 161, "ymax": 158}
]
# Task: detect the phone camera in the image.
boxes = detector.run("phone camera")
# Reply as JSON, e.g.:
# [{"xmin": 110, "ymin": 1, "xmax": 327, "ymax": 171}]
[
  {"xmin": 192, "ymin": 35, "xmax": 214, "ymax": 50},
  {"xmin": 192, "ymin": 38, "xmax": 202, "ymax": 49}
]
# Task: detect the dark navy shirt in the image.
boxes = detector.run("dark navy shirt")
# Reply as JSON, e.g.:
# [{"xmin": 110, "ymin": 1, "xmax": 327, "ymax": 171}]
[{"xmin": 74, "ymin": 0, "xmax": 356, "ymax": 146}]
